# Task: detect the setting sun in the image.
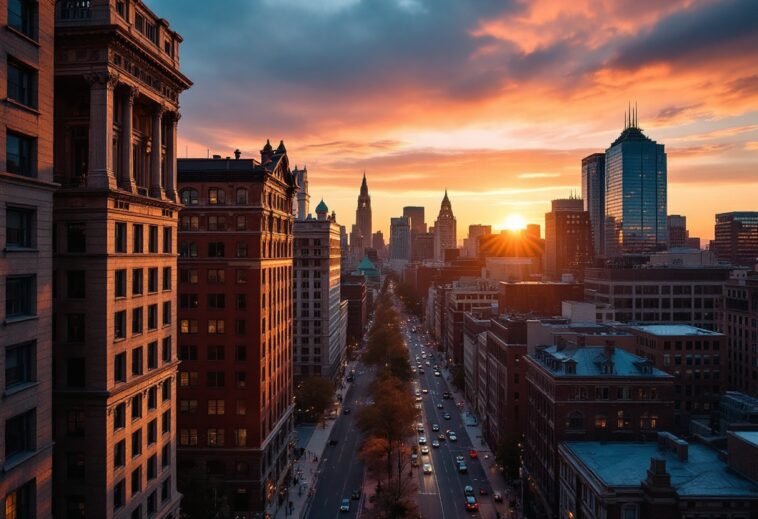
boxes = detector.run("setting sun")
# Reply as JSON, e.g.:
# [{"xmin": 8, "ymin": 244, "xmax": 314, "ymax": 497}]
[{"xmin": 500, "ymin": 214, "xmax": 528, "ymax": 231}]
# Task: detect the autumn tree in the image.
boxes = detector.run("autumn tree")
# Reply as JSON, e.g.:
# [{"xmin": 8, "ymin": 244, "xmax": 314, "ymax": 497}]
[{"xmin": 294, "ymin": 376, "xmax": 334, "ymax": 422}]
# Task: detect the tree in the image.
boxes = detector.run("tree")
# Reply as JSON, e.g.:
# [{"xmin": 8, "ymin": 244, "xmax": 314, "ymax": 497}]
[{"xmin": 294, "ymin": 376, "xmax": 334, "ymax": 422}]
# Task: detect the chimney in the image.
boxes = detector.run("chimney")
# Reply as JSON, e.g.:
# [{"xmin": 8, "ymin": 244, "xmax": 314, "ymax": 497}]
[
  {"xmin": 212, "ymin": 154, "xmax": 221, "ymax": 160},
  {"xmin": 556, "ymin": 336, "xmax": 566, "ymax": 351},
  {"xmin": 674, "ymin": 439, "xmax": 688, "ymax": 462},
  {"xmin": 604, "ymin": 339, "xmax": 615, "ymax": 358},
  {"xmin": 234, "ymin": 149, "xmax": 241, "ymax": 160},
  {"xmin": 646, "ymin": 457, "xmax": 671, "ymax": 487}
]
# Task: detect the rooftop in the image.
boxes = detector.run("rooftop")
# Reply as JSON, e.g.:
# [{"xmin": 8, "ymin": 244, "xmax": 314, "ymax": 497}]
[
  {"xmin": 629, "ymin": 324, "xmax": 723, "ymax": 337},
  {"xmin": 564, "ymin": 441, "xmax": 758, "ymax": 497},
  {"xmin": 733, "ymin": 431, "xmax": 758, "ymax": 449},
  {"xmin": 530, "ymin": 345, "xmax": 671, "ymax": 378}
]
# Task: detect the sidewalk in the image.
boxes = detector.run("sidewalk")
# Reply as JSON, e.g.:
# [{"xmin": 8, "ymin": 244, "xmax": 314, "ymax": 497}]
[{"xmin": 267, "ymin": 360, "xmax": 358, "ymax": 519}]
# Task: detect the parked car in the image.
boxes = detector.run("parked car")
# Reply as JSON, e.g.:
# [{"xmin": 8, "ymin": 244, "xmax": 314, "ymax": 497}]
[{"xmin": 493, "ymin": 491, "xmax": 503, "ymax": 502}]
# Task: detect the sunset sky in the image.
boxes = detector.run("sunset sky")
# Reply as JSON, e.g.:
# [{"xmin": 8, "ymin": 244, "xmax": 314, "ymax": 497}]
[{"xmin": 155, "ymin": 0, "xmax": 758, "ymax": 242}]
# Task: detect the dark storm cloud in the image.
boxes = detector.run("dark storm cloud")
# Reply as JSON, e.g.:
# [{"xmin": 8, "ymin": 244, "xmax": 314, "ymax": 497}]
[{"xmin": 611, "ymin": 0, "xmax": 758, "ymax": 70}]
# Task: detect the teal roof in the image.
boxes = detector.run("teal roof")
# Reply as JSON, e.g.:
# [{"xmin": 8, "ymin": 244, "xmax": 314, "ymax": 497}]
[
  {"xmin": 315, "ymin": 199, "xmax": 329, "ymax": 213},
  {"xmin": 357, "ymin": 256, "xmax": 377, "ymax": 271}
]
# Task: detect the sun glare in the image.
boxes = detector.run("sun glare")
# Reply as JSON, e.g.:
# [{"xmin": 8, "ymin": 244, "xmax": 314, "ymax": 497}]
[{"xmin": 501, "ymin": 214, "xmax": 527, "ymax": 231}]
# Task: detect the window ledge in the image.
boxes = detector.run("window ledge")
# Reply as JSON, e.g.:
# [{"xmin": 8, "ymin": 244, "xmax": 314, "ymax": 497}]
[
  {"xmin": 3, "ymin": 315, "xmax": 38, "ymax": 326},
  {"xmin": 3, "ymin": 381, "xmax": 39, "ymax": 398},
  {"xmin": 2, "ymin": 449, "xmax": 39, "ymax": 472},
  {"xmin": 5, "ymin": 25, "xmax": 40, "ymax": 46},
  {"xmin": 3, "ymin": 97, "xmax": 40, "ymax": 115},
  {"xmin": 3, "ymin": 247, "xmax": 39, "ymax": 254}
]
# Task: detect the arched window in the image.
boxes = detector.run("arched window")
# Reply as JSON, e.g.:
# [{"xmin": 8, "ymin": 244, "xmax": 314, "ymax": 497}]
[
  {"xmin": 180, "ymin": 188, "xmax": 198, "ymax": 205},
  {"xmin": 236, "ymin": 188, "xmax": 248, "ymax": 205},
  {"xmin": 567, "ymin": 411, "xmax": 584, "ymax": 431}
]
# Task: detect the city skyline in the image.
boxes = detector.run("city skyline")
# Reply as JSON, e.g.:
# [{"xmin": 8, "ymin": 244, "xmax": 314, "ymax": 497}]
[{"xmin": 153, "ymin": 0, "xmax": 758, "ymax": 242}]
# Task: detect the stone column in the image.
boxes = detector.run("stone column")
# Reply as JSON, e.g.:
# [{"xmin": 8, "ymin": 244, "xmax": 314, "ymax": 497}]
[
  {"xmin": 119, "ymin": 86, "xmax": 138, "ymax": 192},
  {"xmin": 164, "ymin": 111, "xmax": 180, "ymax": 201},
  {"xmin": 149, "ymin": 105, "xmax": 165, "ymax": 199},
  {"xmin": 85, "ymin": 71, "xmax": 118, "ymax": 189}
]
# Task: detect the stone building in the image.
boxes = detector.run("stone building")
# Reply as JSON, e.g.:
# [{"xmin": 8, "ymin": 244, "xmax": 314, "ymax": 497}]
[
  {"xmin": 51, "ymin": 1, "xmax": 191, "ymax": 517},
  {"xmin": 176, "ymin": 143, "xmax": 297, "ymax": 515},
  {"xmin": 0, "ymin": 0, "xmax": 55, "ymax": 516},
  {"xmin": 433, "ymin": 190, "xmax": 456, "ymax": 262}
]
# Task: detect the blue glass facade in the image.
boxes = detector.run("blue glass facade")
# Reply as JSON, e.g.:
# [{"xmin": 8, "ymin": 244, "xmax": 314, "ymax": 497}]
[
  {"xmin": 604, "ymin": 127, "xmax": 667, "ymax": 256},
  {"xmin": 582, "ymin": 153, "xmax": 605, "ymax": 257}
]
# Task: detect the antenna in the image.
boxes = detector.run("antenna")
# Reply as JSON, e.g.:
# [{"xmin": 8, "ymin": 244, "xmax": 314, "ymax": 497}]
[
  {"xmin": 635, "ymin": 101, "xmax": 638, "ymax": 127},
  {"xmin": 624, "ymin": 110, "xmax": 627, "ymax": 130}
]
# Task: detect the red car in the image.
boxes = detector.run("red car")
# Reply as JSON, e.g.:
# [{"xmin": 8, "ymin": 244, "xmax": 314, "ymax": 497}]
[{"xmin": 469, "ymin": 450, "xmax": 478, "ymax": 459}]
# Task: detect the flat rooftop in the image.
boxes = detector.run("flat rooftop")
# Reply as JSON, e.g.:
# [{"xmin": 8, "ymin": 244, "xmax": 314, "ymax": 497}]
[
  {"xmin": 733, "ymin": 431, "xmax": 758, "ymax": 449},
  {"xmin": 564, "ymin": 441, "xmax": 758, "ymax": 497},
  {"xmin": 630, "ymin": 324, "xmax": 723, "ymax": 337}
]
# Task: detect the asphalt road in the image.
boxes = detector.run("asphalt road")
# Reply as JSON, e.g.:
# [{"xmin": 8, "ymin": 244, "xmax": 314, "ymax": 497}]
[
  {"xmin": 402, "ymin": 315, "xmax": 503, "ymax": 519},
  {"xmin": 306, "ymin": 361, "xmax": 373, "ymax": 519}
]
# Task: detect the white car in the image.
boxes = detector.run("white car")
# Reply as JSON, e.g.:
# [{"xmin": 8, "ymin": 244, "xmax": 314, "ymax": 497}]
[
  {"xmin": 421, "ymin": 446, "xmax": 429, "ymax": 455},
  {"xmin": 434, "ymin": 371, "xmax": 441, "ymax": 377},
  {"xmin": 431, "ymin": 440, "xmax": 440, "ymax": 448},
  {"xmin": 423, "ymin": 463, "xmax": 433, "ymax": 474},
  {"xmin": 419, "ymin": 436, "xmax": 427, "ymax": 445},
  {"xmin": 422, "ymin": 388, "xmax": 428, "ymax": 394},
  {"xmin": 456, "ymin": 455, "xmax": 465, "ymax": 463}
]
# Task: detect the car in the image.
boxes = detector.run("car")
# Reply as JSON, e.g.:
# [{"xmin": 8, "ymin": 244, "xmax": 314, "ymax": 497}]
[
  {"xmin": 493, "ymin": 492, "xmax": 503, "ymax": 502},
  {"xmin": 418, "ymin": 436, "xmax": 427, "ymax": 445},
  {"xmin": 431, "ymin": 440, "xmax": 440, "ymax": 448},
  {"xmin": 458, "ymin": 462, "xmax": 468, "ymax": 473},
  {"xmin": 421, "ymin": 445, "xmax": 429, "ymax": 455},
  {"xmin": 351, "ymin": 489, "xmax": 362, "ymax": 500},
  {"xmin": 411, "ymin": 454, "xmax": 419, "ymax": 467},
  {"xmin": 443, "ymin": 412, "xmax": 451, "ymax": 420},
  {"xmin": 343, "ymin": 408, "xmax": 351, "ymax": 415},
  {"xmin": 422, "ymin": 388, "xmax": 428, "ymax": 394},
  {"xmin": 442, "ymin": 392, "xmax": 451, "ymax": 399},
  {"xmin": 432, "ymin": 423, "xmax": 440, "ymax": 431},
  {"xmin": 415, "ymin": 390, "xmax": 421, "ymax": 396},
  {"xmin": 426, "ymin": 361, "xmax": 431, "ymax": 366},
  {"xmin": 419, "ymin": 368, "xmax": 425, "ymax": 374},
  {"xmin": 469, "ymin": 449, "xmax": 478, "ymax": 458},
  {"xmin": 346, "ymin": 374, "xmax": 354, "ymax": 382},
  {"xmin": 423, "ymin": 463, "xmax": 433, "ymax": 474},
  {"xmin": 340, "ymin": 498, "xmax": 350, "ymax": 512},
  {"xmin": 465, "ymin": 495, "xmax": 478, "ymax": 511},
  {"xmin": 464, "ymin": 485, "xmax": 474, "ymax": 496},
  {"xmin": 434, "ymin": 371, "xmax": 441, "ymax": 377},
  {"xmin": 438, "ymin": 433, "xmax": 446, "ymax": 441},
  {"xmin": 411, "ymin": 368, "xmax": 417, "ymax": 373},
  {"xmin": 449, "ymin": 434, "xmax": 457, "ymax": 442},
  {"xmin": 456, "ymin": 455, "xmax": 465, "ymax": 463},
  {"xmin": 479, "ymin": 487, "xmax": 488, "ymax": 495},
  {"xmin": 436, "ymin": 403, "xmax": 443, "ymax": 409},
  {"xmin": 415, "ymin": 396, "xmax": 423, "ymax": 402},
  {"xmin": 417, "ymin": 423, "xmax": 424, "ymax": 433}
]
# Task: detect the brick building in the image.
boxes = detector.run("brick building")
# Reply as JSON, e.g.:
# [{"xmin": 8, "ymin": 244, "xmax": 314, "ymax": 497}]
[
  {"xmin": 51, "ymin": 1, "xmax": 191, "ymax": 517},
  {"xmin": 544, "ymin": 198, "xmax": 593, "ymax": 280},
  {"xmin": 524, "ymin": 344, "xmax": 674, "ymax": 518},
  {"xmin": 176, "ymin": 143, "xmax": 296, "ymax": 514},
  {"xmin": 723, "ymin": 276, "xmax": 758, "ymax": 396},
  {"xmin": 443, "ymin": 278, "xmax": 499, "ymax": 365},
  {"xmin": 629, "ymin": 325, "xmax": 725, "ymax": 430},
  {"xmin": 341, "ymin": 275, "xmax": 369, "ymax": 345},
  {"xmin": 1, "ymin": 0, "xmax": 55, "ymax": 516},
  {"xmin": 499, "ymin": 281, "xmax": 584, "ymax": 317}
]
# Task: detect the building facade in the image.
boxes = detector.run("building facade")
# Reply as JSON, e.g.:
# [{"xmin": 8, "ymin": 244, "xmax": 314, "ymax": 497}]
[
  {"xmin": 294, "ymin": 200, "xmax": 347, "ymax": 380},
  {"xmin": 1, "ymin": 0, "xmax": 55, "ymax": 516},
  {"xmin": 389, "ymin": 216, "xmax": 411, "ymax": 262},
  {"xmin": 462, "ymin": 224, "xmax": 492, "ymax": 258},
  {"xmin": 176, "ymin": 143, "xmax": 296, "ymax": 514},
  {"xmin": 667, "ymin": 214, "xmax": 687, "ymax": 249},
  {"xmin": 524, "ymin": 344, "xmax": 674, "ymax": 517},
  {"xmin": 52, "ymin": 1, "xmax": 192, "ymax": 517},
  {"xmin": 604, "ymin": 114, "xmax": 667, "ymax": 256},
  {"xmin": 443, "ymin": 278, "xmax": 499, "ymax": 365},
  {"xmin": 433, "ymin": 190, "xmax": 457, "ymax": 262},
  {"xmin": 292, "ymin": 165, "xmax": 309, "ymax": 220},
  {"xmin": 582, "ymin": 152, "xmax": 605, "ymax": 257},
  {"xmin": 723, "ymin": 277, "xmax": 758, "ymax": 396},
  {"xmin": 714, "ymin": 212, "xmax": 758, "ymax": 267},
  {"xmin": 354, "ymin": 173, "xmax": 371, "ymax": 255},
  {"xmin": 411, "ymin": 232, "xmax": 434, "ymax": 262},
  {"xmin": 402, "ymin": 206, "xmax": 426, "ymax": 236},
  {"xmin": 544, "ymin": 198, "xmax": 593, "ymax": 280}
]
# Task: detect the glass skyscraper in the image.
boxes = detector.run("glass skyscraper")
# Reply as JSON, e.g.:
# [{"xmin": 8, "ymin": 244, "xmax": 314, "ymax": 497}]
[
  {"xmin": 604, "ymin": 119, "xmax": 667, "ymax": 256},
  {"xmin": 582, "ymin": 153, "xmax": 605, "ymax": 257}
]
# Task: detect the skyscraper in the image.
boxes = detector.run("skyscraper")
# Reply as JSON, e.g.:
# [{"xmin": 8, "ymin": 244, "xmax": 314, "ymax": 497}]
[
  {"xmin": 1, "ymin": 1, "xmax": 55, "ymax": 515},
  {"xmin": 355, "ymin": 172, "xmax": 372, "ymax": 251},
  {"xmin": 714, "ymin": 212, "xmax": 758, "ymax": 267},
  {"xmin": 544, "ymin": 198, "xmax": 593, "ymax": 279},
  {"xmin": 52, "ymin": 2, "xmax": 191, "ymax": 517},
  {"xmin": 403, "ymin": 206, "xmax": 427, "ymax": 235},
  {"xmin": 604, "ymin": 108, "xmax": 667, "ymax": 256},
  {"xmin": 581, "ymin": 153, "xmax": 605, "ymax": 256},
  {"xmin": 293, "ymin": 165, "xmax": 310, "ymax": 220},
  {"xmin": 176, "ymin": 141, "xmax": 296, "ymax": 515},
  {"xmin": 463, "ymin": 224, "xmax": 492, "ymax": 258},
  {"xmin": 667, "ymin": 215, "xmax": 687, "ymax": 249},
  {"xmin": 433, "ymin": 190, "xmax": 457, "ymax": 261},
  {"xmin": 390, "ymin": 217, "xmax": 412, "ymax": 261}
]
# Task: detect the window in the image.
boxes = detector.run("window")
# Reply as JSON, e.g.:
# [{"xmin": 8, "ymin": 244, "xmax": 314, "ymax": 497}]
[
  {"xmin": 113, "ymin": 310, "xmax": 126, "ymax": 339},
  {"xmin": 161, "ymin": 477, "xmax": 171, "ymax": 501},
  {"xmin": 179, "ymin": 371, "xmax": 198, "ymax": 387},
  {"xmin": 161, "ymin": 410, "xmax": 170, "ymax": 434},
  {"xmin": 6, "ymin": 275, "xmax": 35, "ymax": 318},
  {"xmin": 131, "ymin": 466, "xmax": 142, "ymax": 495},
  {"xmin": 148, "ymin": 341, "xmax": 158, "ymax": 370},
  {"xmin": 208, "ymin": 242, "xmax": 225, "ymax": 257},
  {"xmin": 180, "ymin": 293, "xmax": 199, "ymax": 309},
  {"xmin": 208, "ymin": 188, "xmax": 225, "ymax": 205},
  {"xmin": 236, "ymin": 215, "xmax": 246, "ymax": 230},
  {"xmin": 235, "ymin": 345, "xmax": 247, "ymax": 362},
  {"xmin": 67, "ymin": 223, "xmax": 86, "ymax": 253},
  {"xmin": 147, "ymin": 419, "xmax": 157, "ymax": 445},
  {"xmin": 5, "ymin": 480, "xmax": 36, "ymax": 519},
  {"xmin": 208, "ymin": 399, "xmax": 225, "ymax": 415},
  {"xmin": 236, "ymin": 399, "xmax": 247, "ymax": 415},
  {"xmin": 207, "ymin": 215, "xmax": 225, "ymax": 231},
  {"xmin": 148, "ymin": 268, "xmax": 158, "ymax": 293},
  {"xmin": 207, "ymin": 428, "xmax": 225, "ymax": 446},
  {"xmin": 114, "ymin": 352, "xmax": 126, "ymax": 382},
  {"xmin": 235, "ymin": 429, "xmax": 247, "ymax": 447},
  {"xmin": 180, "ymin": 269, "xmax": 198, "ymax": 284},
  {"xmin": 236, "ymin": 294, "xmax": 246, "ymax": 309},
  {"xmin": 67, "ymin": 358, "xmax": 86, "ymax": 387},
  {"xmin": 566, "ymin": 412, "xmax": 584, "ymax": 431},
  {"xmin": 236, "ymin": 372, "xmax": 246, "ymax": 389},
  {"xmin": 163, "ymin": 227, "xmax": 172, "ymax": 253},
  {"xmin": 180, "ymin": 319, "xmax": 198, "ymax": 334},
  {"xmin": 5, "ymin": 409, "xmax": 35, "ymax": 458},
  {"xmin": 66, "ymin": 270, "xmax": 86, "ymax": 298},
  {"xmin": 236, "ymin": 188, "xmax": 248, "ymax": 205},
  {"xmin": 162, "ymin": 378, "xmax": 171, "ymax": 401},
  {"xmin": 622, "ymin": 504, "xmax": 638, "ymax": 519},
  {"xmin": 8, "ymin": 0, "xmax": 36, "ymax": 39},
  {"xmin": 207, "ymin": 345, "xmax": 224, "ymax": 361},
  {"xmin": 162, "ymin": 337, "xmax": 172, "ymax": 363},
  {"xmin": 236, "ymin": 320, "xmax": 246, "ymax": 335},
  {"xmin": 180, "ymin": 189, "xmax": 198, "ymax": 205},
  {"xmin": 147, "ymin": 304, "xmax": 158, "ymax": 329},
  {"xmin": 6, "ymin": 207, "xmax": 34, "ymax": 248},
  {"xmin": 236, "ymin": 241, "xmax": 248, "ymax": 257},
  {"xmin": 132, "ymin": 269, "xmax": 144, "ymax": 296},
  {"xmin": 131, "ymin": 394, "xmax": 142, "ymax": 420},
  {"xmin": 207, "ymin": 371, "xmax": 225, "ymax": 387},
  {"xmin": 114, "ymin": 479, "xmax": 125, "ymax": 510},
  {"xmin": 115, "ymin": 269, "xmax": 127, "ymax": 298},
  {"xmin": 132, "ymin": 347, "xmax": 143, "ymax": 376},
  {"xmin": 179, "ymin": 241, "xmax": 197, "ymax": 257},
  {"xmin": 147, "ymin": 491, "xmax": 157, "ymax": 514},
  {"xmin": 179, "ymin": 345, "xmax": 197, "ymax": 360},
  {"xmin": 149, "ymin": 225, "xmax": 158, "ymax": 252},
  {"xmin": 207, "ymin": 269, "xmax": 225, "ymax": 283},
  {"xmin": 208, "ymin": 294, "xmax": 225, "ymax": 309},
  {"xmin": 162, "ymin": 301, "xmax": 171, "ymax": 326},
  {"xmin": 115, "ymin": 223, "xmax": 127, "ymax": 253},
  {"xmin": 179, "ymin": 429, "xmax": 198, "ymax": 446},
  {"xmin": 114, "ymin": 403, "xmax": 126, "ymax": 430},
  {"xmin": 66, "ymin": 409, "xmax": 85, "ymax": 436},
  {"xmin": 133, "ymin": 224, "xmax": 143, "ymax": 253},
  {"xmin": 7, "ymin": 59, "xmax": 36, "ymax": 108},
  {"xmin": 236, "ymin": 269, "xmax": 247, "ymax": 284},
  {"xmin": 5, "ymin": 341, "xmax": 35, "ymax": 388},
  {"xmin": 131, "ymin": 429, "xmax": 142, "ymax": 457},
  {"xmin": 180, "ymin": 400, "xmax": 197, "ymax": 414},
  {"xmin": 162, "ymin": 267, "xmax": 171, "ymax": 291},
  {"xmin": 132, "ymin": 307, "xmax": 143, "ymax": 335},
  {"xmin": 6, "ymin": 131, "xmax": 35, "ymax": 178},
  {"xmin": 207, "ymin": 319, "xmax": 225, "ymax": 335}
]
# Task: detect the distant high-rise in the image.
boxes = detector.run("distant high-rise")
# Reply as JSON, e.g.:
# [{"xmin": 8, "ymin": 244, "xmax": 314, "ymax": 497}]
[
  {"xmin": 293, "ymin": 165, "xmax": 310, "ymax": 219},
  {"xmin": 667, "ymin": 215, "xmax": 687, "ymax": 249},
  {"xmin": 544, "ymin": 198, "xmax": 593, "ymax": 279},
  {"xmin": 433, "ymin": 191, "xmax": 457, "ymax": 261},
  {"xmin": 403, "ymin": 206, "xmax": 427, "ymax": 235},
  {"xmin": 390, "ymin": 217, "xmax": 412, "ymax": 261},
  {"xmin": 372, "ymin": 230, "xmax": 386, "ymax": 256},
  {"xmin": 582, "ymin": 153, "xmax": 605, "ymax": 256},
  {"xmin": 412, "ymin": 233, "xmax": 435, "ymax": 261},
  {"xmin": 463, "ymin": 224, "xmax": 492, "ymax": 258},
  {"xmin": 355, "ymin": 172, "xmax": 372, "ymax": 250},
  {"xmin": 604, "ymin": 107, "xmax": 667, "ymax": 256},
  {"xmin": 714, "ymin": 212, "xmax": 758, "ymax": 267}
]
